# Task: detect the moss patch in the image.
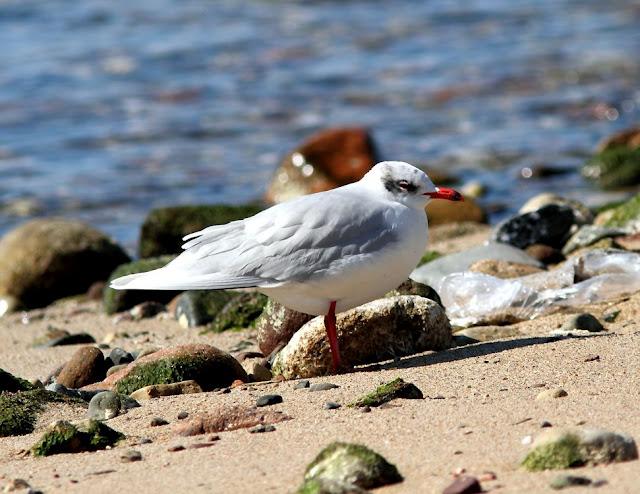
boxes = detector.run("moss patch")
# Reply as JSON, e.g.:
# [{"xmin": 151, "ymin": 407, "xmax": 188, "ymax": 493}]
[
  {"xmin": 0, "ymin": 368, "xmax": 34, "ymax": 393},
  {"xmin": 417, "ymin": 250, "xmax": 441, "ymax": 267},
  {"xmin": 31, "ymin": 419, "xmax": 124, "ymax": 457},
  {"xmin": 350, "ymin": 378, "xmax": 423, "ymax": 408},
  {"xmin": 601, "ymin": 193, "xmax": 640, "ymax": 228},
  {"xmin": 583, "ymin": 146, "xmax": 640, "ymax": 189},
  {"xmin": 206, "ymin": 292, "xmax": 268, "ymax": 333},
  {"xmin": 522, "ymin": 434, "xmax": 585, "ymax": 471},
  {"xmin": 103, "ymin": 255, "xmax": 177, "ymax": 314}
]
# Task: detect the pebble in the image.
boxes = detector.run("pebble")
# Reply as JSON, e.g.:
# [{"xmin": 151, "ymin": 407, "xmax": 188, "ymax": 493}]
[
  {"xmin": 256, "ymin": 394, "xmax": 283, "ymax": 407},
  {"xmin": 167, "ymin": 445, "xmax": 185, "ymax": 452},
  {"xmin": 360, "ymin": 406, "xmax": 372, "ymax": 413},
  {"xmin": 177, "ymin": 411, "xmax": 189, "ymax": 420},
  {"xmin": 541, "ymin": 421, "xmax": 553, "ymax": 428},
  {"xmin": 248, "ymin": 424, "xmax": 276, "ymax": 433},
  {"xmin": 3, "ymin": 479, "xmax": 30, "ymax": 492},
  {"xmin": 536, "ymin": 388, "xmax": 568, "ymax": 401},
  {"xmin": 293, "ymin": 380, "xmax": 310, "ymax": 390},
  {"xmin": 442, "ymin": 475, "xmax": 482, "ymax": 494},
  {"xmin": 130, "ymin": 301, "xmax": 166, "ymax": 320},
  {"xmin": 108, "ymin": 347, "xmax": 134, "ymax": 366},
  {"xmin": 584, "ymin": 355, "xmax": 600, "ymax": 362},
  {"xmin": 120, "ymin": 450, "xmax": 142, "ymax": 463},
  {"xmin": 88, "ymin": 391, "xmax": 121, "ymax": 421},
  {"xmin": 150, "ymin": 417, "xmax": 169, "ymax": 427},
  {"xmin": 136, "ymin": 438, "xmax": 153, "ymax": 445},
  {"xmin": 323, "ymin": 401, "xmax": 341, "ymax": 410},
  {"xmin": 603, "ymin": 309, "xmax": 620, "ymax": 322},
  {"xmin": 188, "ymin": 442, "xmax": 216, "ymax": 449},
  {"xmin": 549, "ymin": 474, "xmax": 592, "ymax": 490},
  {"xmin": 309, "ymin": 382, "xmax": 339, "ymax": 392},
  {"xmin": 560, "ymin": 313, "xmax": 605, "ymax": 333}
]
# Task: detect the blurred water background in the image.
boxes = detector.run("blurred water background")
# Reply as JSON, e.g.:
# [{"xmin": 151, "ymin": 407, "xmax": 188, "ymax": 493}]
[{"xmin": 1, "ymin": 0, "xmax": 639, "ymax": 252}]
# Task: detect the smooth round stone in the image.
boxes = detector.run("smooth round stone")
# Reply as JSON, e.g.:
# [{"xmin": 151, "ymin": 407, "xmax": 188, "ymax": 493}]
[
  {"xmin": 109, "ymin": 347, "xmax": 134, "ymax": 366},
  {"xmin": 88, "ymin": 391, "xmax": 122, "ymax": 420},
  {"xmin": 150, "ymin": 417, "xmax": 169, "ymax": 427},
  {"xmin": 560, "ymin": 313, "xmax": 605, "ymax": 332},
  {"xmin": 309, "ymin": 383, "xmax": 339, "ymax": 392},
  {"xmin": 256, "ymin": 394, "xmax": 283, "ymax": 407},
  {"xmin": 177, "ymin": 411, "xmax": 189, "ymax": 420}
]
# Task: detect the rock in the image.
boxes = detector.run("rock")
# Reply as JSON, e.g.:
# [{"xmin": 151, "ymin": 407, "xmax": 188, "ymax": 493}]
[
  {"xmin": 519, "ymin": 194, "xmax": 593, "ymax": 226},
  {"xmin": 492, "ymin": 205, "xmax": 575, "ymax": 249},
  {"xmin": 107, "ymin": 348, "xmax": 134, "ymax": 367},
  {"xmin": 385, "ymin": 279, "xmax": 442, "ymax": 306},
  {"xmin": 596, "ymin": 193, "xmax": 640, "ymax": 231},
  {"xmin": 57, "ymin": 346, "xmax": 106, "ymax": 389},
  {"xmin": 560, "ymin": 313, "xmax": 605, "ymax": 333},
  {"xmin": 265, "ymin": 128, "xmax": 378, "ymax": 204},
  {"xmin": 2, "ymin": 478, "xmax": 31, "ymax": 492},
  {"xmin": 525, "ymin": 244, "xmax": 565, "ymax": 265},
  {"xmin": 298, "ymin": 442, "xmax": 403, "ymax": 493},
  {"xmin": 256, "ymin": 299, "xmax": 314, "ymax": 357},
  {"xmin": 150, "ymin": 417, "xmax": 169, "ymax": 427},
  {"xmin": 121, "ymin": 450, "xmax": 143, "ymax": 462},
  {"xmin": 246, "ymin": 361, "xmax": 272, "ymax": 382},
  {"xmin": 549, "ymin": 474, "xmax": 592, "ymax": 490},
  {"xmin": 425, "ymin": 195, "xmax": 486, "ymax": 226},
  {"xmin": 615, "ymin": 232, "xmax": 640, "ymax": 251},
  {"xmin": 207, "ymin": 292, "xmax": 269, "ymax": 333},
  {"xmin": 309, "ymin": 383, "xmax": 339, "ymax": 392},
  {"xmin": 294, "ymin": 380, "xmax": 310, "ymax": 390},
  {"xmin": 256, "ymin": 394, "xmax": 283, "ymax": 407},
  {"xmin": 351, "ymin": 378, "xmax": 423, "ymax": 408},
  {"xmin": 174, "ymin": 405, "xmax": 291, "ymax": 436},
  {"xmin": 562, "ymin": 225, "xmax": 629, "ymax": 255},
  {"xmin": 411, "ymin": 242, "xmax": 542, "ymax": 288},
  {"xmin": 0, "ymin": 369, "xmax": 33, "ymax": 393},
  {"xmin": 106, "ymin": 364, "xmax": 128, "ymax": 377},
  {"xmin": 0, "ymin": 389, "xmax": 82, "ymax": 437},
  {"xmin": 0, "ymin": 218, "xmax": 130, "ymax": 311},
  {"xmin": 32, "ymin": 328, "xmax": 96, "ymax": 348},
  {"xmin": 583, "ymin": 145, "xmax": 640, "ymax": 189},
  {"xmin": 248, "ymin": 424, "xmax": 276, "ymax": 433},
  {"xmin": 454, "ymin": 325, "xmax": 523, "ymax": 343},
  {"xmin": 139, "ymin": 204, "xmax": 263, "ymax": 258},
  {"xmin": 272, "ymin": 296, "xmax": 452, "ymax": 379},
  {"xmin": 521, "ymin": 428, "xmax": 638, "ymax": 471},
  {"xmin": 31, "ymin": 419, "xmax": 124, "ymax": 456},
  {"xmin": 468, "ymin": 259, "xmax": 544, "ymax": 279},
  {"xmin": 130, "ymin": 301, "xmax": 166, "ymax": 320},
  {"xmin": 103, "ymin": 256, "xmax": 178, "ymax": 314},
  {"xmin": 174, "ymin": 290, "xmax": 236, "ymax": 328},
  {"xmin": 323, "ymin": 402, "xmax": 341, "ymax": 410},
  {"xmin": 129, "ymin": 380, "xmax": 203, "ymax": 400},
  {"xmin": 597, "ymin": 127, "xmax": 640, "ymax": 153},
  {"xmin": 536, "ymin": 388, "xmax": 568, "ymax": 401},
  {"xmin": 442, "ymin": 476, "xmax": 482, "ymax": 494},
  {"xmin": 82, "ymin": 344, "xmax": 247, "ymax": 394},
  {"xmin": 88, "ymin": 391, "xmax": 122, "ymax": 420}
]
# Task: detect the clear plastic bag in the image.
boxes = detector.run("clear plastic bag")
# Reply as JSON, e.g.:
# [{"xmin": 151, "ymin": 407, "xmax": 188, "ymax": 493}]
[{"xmin": 438, "ymin": 250, "xmax": 640, "ymax": 327}]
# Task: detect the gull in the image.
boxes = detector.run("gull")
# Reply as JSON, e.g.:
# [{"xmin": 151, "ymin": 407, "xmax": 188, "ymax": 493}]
[{"xmin": 110, "ymin": 161, "xmax": 463, "ymax": 372}]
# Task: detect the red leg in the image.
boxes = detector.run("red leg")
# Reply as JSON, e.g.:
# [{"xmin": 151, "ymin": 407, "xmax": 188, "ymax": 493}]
[{"xmin": 324, "ymin": 300, "xmax": 341, "ymax": 372}]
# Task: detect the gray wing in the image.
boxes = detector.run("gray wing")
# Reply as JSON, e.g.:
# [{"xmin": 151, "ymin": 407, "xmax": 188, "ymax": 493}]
[{"xmin": 173, "ymin": 187, "xmax": 402, "ymax": 286}]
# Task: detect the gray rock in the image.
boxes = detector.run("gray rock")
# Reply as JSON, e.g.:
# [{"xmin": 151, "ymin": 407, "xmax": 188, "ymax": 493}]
[
  {"xmin": 309, "ymin": 383, "xmax": 339, "ymax": 392},
  {"xmin": 88, "ymin": 391, "xmax": 122, "ymax": 420},
  {"xmin": 256, "ymin": 394, "xmax": 283, "ymax": 407},
  {"xmin": 560, "ymin": 313, "xmax": 605, "ymax": 333},
  {"xmin": 562, "ymin": 225, "xmax": 629, "ymax": 255},
  {"xmin": 35, "ymin": 330, "xmax": 96, "ymax": 348},
  {"xmin": 272, "ymin": 296, "xmax": 452, "ymax": 379},
  {"xmin": 411, "ymin": 242, "xmax": 542, "ymax": 288},
  {"xmin": 442, "ymin": 475, "xmax": 482, "ymax": 494},
  {"xmin": 248, "ymin": 424, "xmax": 276, "ymax": 433},
  {"xmin": 108, "ymin": 347, "xmax": 134, "ymax": 367},
  {"xmin": 150, "ymin": 417, "xmax": 169, "ymax": 427},
  {"xmin": 323, "ymin": 402, "xmax": 341, "ymax": 410},
  {"xmin": 492, "ymin": 204, "xmax": 575, "ymax": 249},
  {"xmin": 121, "ymin": 449, "xmax": 142, "ymax": 462},
  {"xmin": 294, "ymin": 380, "xmax": 310, "ymax": 390},
  {"xmin": 549, "ymin": 474, "xmax": 592, "ymax": 490}
]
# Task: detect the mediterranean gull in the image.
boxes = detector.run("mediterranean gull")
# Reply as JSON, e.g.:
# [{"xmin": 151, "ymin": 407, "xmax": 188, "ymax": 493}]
[{"xmin": 110, "ymin": 161, "xmax": 463, "ymax": 371}]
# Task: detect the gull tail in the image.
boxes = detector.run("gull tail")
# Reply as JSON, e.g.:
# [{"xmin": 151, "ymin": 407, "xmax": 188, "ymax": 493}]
[{"xmin": 109, "ymin": 266, "xmax": 265, "ymax": 291}]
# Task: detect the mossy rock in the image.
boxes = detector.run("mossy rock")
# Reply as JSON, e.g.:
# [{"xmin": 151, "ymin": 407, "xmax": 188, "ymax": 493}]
[
  {"xmin": 0, "ymin": 368, "xmax": 34, "ymax": 393},
  {"xmin": 31, "ymin": 419, "xmax": 124, "ymax": 456},
  {"xmin": 103, "ymin": 255, "xmax": 177, "ymax": 314},
  {"xmin": 139, "ymin": 204, "xmax": 264, "ymax": 258},
  {"xmin": 206, "ymin": 292, "xmax": 269, "ymax": 333},
  {"xmin": 522, "ymin": 434, "xmax": 585, "ymax": 471},
  {"xmin": 599, "ymin": 193, "xmax": 640, "ymax": 229},
  {"xmin": 0, "ymin": 389, "xmax": 84, "ymax": 437},
  {"xmin": 300, "ymin": 442, "xmax": 403, "ymax": 492},
  {"xmin": 416, "ymin": 250, "xmax": 441, "ymax": 267},
  {"xmin": 350, "ymin": 378, "xmax": 423, "ymax": 408},
  {"xmin": 175, "ymin": 290, "xmax": 237, "ymax": 328},
  {"xmin": 583, "ymin": 146, "xmax": 640, "ymax": 189},
  {"xmin": 385, "ymin": 279, "xmax": 442, "ymax": 306}
]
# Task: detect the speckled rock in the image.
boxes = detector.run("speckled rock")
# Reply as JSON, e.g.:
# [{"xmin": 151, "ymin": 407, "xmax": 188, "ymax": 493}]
[
  {"xmin": 298, "ymin": 442, "xmax": 403, "ymax": 493},
  {"xmin": 57, "ymin": 346, "xmax": 106, "ymax": 389},
  {"xmin": 468, "ymin": 259, "xmax": 544, "ymax": 279},
  {"xmin": 139, "ymin": 203, "xmax": 263, "ymax": 258},
  {"xmin": 272, "ymin": 296, "xmax": 452, "ymax": 379},
  {"xmin": 265, "ymin": 128, "xmax": 378, "ymax": 204},
  {"xmin": 0, "ymin": 218, "xmax": 130, "ymax": 311},
  {"xmin": 82, "ymin": 344, "xmax": 247, "ymax": 394},
  {"xmin": 519, "ymin": 193, "xmax": 593, "ymax": 225},
  {"xmin": 522, "ymin": 428, "xmax": 638, "ymax": 471},
  {"xmin": 385, "ymin": 279, "xmax": 442, "ymax": 306},
  {"xmin": 256, "ymin": 299, "xmax": 314, "ymax": 357}
]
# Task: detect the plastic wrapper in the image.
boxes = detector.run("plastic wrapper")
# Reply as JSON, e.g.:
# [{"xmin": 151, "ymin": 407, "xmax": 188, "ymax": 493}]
[{"xmin": 438, "ymin": 250, "xmax": 640, "ymax": 327}]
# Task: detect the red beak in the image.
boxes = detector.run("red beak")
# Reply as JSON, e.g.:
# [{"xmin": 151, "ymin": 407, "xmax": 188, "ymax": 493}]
[{"xmin": 424, "ymin": 186, "xmax": 464, "ymax": 201}]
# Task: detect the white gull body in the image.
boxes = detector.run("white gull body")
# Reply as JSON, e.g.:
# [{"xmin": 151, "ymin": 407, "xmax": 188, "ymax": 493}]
[{"xmin": 111, "ymin": 161, "xmax": 442, "ymax": 315}]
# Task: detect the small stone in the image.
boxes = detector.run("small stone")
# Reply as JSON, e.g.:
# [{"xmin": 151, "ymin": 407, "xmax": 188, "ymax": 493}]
[
  {"xmin": 536, "ymin": 388, "xmax": 568, "ymax": 401},
  {"xmin": 189, "ymin": 442, "xmax": 216, "ymax": 449},
  {"xmin": 150, "ymin": 417, "xmax": 169, "ymax": 427},
  {"xmin": 88, "ymin": 391, "xmax": 122, "ymax": 420},
  {"xmin": 602, "ymin": 309, "xmax": 620, "ymax": 322},
  {"xmin": 130, "ymin": 301, "xmax": 165, "ymax": 320},
  {"xmin": 120, "ymin": 450, "xmax": 142, "ymax": 462},
  {"xmin": 541, "ymin": 421, "xmax": 553, "ymax": 428},
  {"xmin": 248, "ymin": 424, "xmax": 276, "ymax": 433},
  {"xmin": 442, "ymin": 475, "xmax": 482, "ymax": 494},
  {"xmin": 478, "ymin": 472, "xmax": 496, "ymax": 482},
  {"xmin": 31, "ymin": 419, "xmax": 124, "ymax": 456},
  {"xmin": 136, "ymin": 438, "xmax": 152, "ymax": 445},
  {"xmin": 560, "ymin": 313, "xmax": 605, "ymax": 333},
  {"xmin": 256, "ymin": 394, "xmax": 283, "ymax": 407},
  {"xmin": 177, "ymin": 411, "xmax": 189, "ymax": 420},
  {"xmin": 129, "ymin": 380, "xmax": 203, "ymax": 401},
  {"xmin": 549, "ymin": 474, "xmax": 592, "ymax": 490},
  {"xmin": 168, "ymin": 445, "xmax": 185, "ymax": 452},
  {"xmin": 323, "ymin": 401, "xmax": 341, "ymax": 410},
  {"xmin": 249, "ymin": 362, "xmax": 272, "ymax": 382},
  {"xmin": 309, "ymin": 382, "xmax": 339, "ymax": 392},
  {"xmin": 108, "ymin": 348, "xmax": 134, "ymax": 366},
  {"xmin": 294, "ymin": 380, "xmax": 310, "ymax": 390},
  {"xmin": 468, "ymin": 259, "xmax": 544, "ymax": 279},
  {"xmin": 584, "ymin": 355, "xmax": 600, "ymax": 362},
  {"xmin": 2, "ymin": 478, "xmax": 30, "ymax": 492},
  {"xmin": 351, "ymin": 378, "xmax": 423, "ymax": 407},
  {"xmin": 360, "ymin": 406, "xmax": 371, "ymax": 413},
  {"xmin": 34, "ymin": 329, "xmax": 96, "ymax": 348},
  {"xmin": 57, "ymin": 346, "xmax": 106, "ymax": 389}
]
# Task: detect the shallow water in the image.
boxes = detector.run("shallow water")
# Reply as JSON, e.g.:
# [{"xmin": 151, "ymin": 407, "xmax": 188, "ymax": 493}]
[{"xmin": 1, "ymin": 0, "xmax": 639, "ymax": 252}]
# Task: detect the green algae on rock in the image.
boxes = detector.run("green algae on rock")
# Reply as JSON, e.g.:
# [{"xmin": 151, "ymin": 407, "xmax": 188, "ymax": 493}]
[
  {"xmin": 0, "ymin": 368, "xmax": 34, "ymax": 393},
  {"xmin": 350, "ymin": 378, "xmax": 423, "ymax": 408},
  {"xmin": 416, "ymin": 250, "xmax": 441, "ymax": 267},
  {"xmin": 206, "ymin": 292, "xmax": 269, "ymax": 333},
  {"xmin": 598, "ymin": 193, "xmax": 640, "ymax": 230},
  {"xmin": 103, "ymin": 255, "xmax": 177, "ymax": 314},
  {"xmin": 31, "ymin": 419, "xmax": 124, "ymax": 456},
  {"xmin": 583, "ymin": 146, "xmax": 640, "ymax": 189},
  {"xmin": 139, "ymin": 204, "xmax": 264, "ymax": 258},
  {"xmin": 298, "ymin": 442, "xmax": 402, "ymax": 493}
]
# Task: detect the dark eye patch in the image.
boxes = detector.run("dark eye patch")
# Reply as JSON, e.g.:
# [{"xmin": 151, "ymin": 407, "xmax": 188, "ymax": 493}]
[{"xmin": 396, "ymin": 180, "xmax": 418, "ymax": 193}]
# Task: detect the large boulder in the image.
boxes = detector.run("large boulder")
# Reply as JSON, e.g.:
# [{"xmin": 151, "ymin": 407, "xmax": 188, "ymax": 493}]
[
  {"xmin": 139, "ymin": 204, "xmax": 263, "ymax": 258},
  {"xmin": 265, "ymin": 128, "xmax": 378, "ymax": 204},
  {"xmin": 0, "ymin": 219, "xmax": 130, "ymax": 311},
  {"xmin": 272, "ymin": 296, "xmax": 452, "ymax": 379}
]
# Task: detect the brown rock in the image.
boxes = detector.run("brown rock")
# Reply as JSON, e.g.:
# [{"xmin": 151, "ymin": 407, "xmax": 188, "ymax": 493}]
[
  {"xmin": 174, "ymin": 405, "xmax": 291, "ymax": 436},
  {"xmin": 57, "ymin": 346, "xmax": 106, "ymax": 388},
  {"xmin": 256, "ymin": 299, "xmax": 313, "ymax": 356},
  {"xmin": 265, "ymin": 128, "xmax": 378, "ymax": 204},
  {"xmin": 597, "ymin": 127, "xmax": 640, "ymax": 153},
  {"xmin": 468, "ymin": 259, "xmax": 545, "ymax": 279},
  {"xmin": 443, "ymin": 476, "xmax": 482, "ymax": 494},
  {"xmin": 525, "ymin": 244, "xmax": 565, "ymax": 265},
  {"xmin": 615, "ymin": 233, "xmax": 640, "ymax": 251},
  {"xmin": 426, "ymin": 195, "xmax": 486, "ymax": 226},
  {"xmin": 129, "ymin": 380, "xmax": 203, "ymax": 400}
]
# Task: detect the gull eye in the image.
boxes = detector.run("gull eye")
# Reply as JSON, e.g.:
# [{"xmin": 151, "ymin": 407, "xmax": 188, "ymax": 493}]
[{"xmin": 397, "ymin": 180, "xmax": 411, "ymax": 191}]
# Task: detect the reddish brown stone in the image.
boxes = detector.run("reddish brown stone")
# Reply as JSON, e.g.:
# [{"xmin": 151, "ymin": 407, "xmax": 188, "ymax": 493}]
[
  {"xmin": 57, "ymin": 346, "xmax": 105, "ymax": 388},
  {"xmin": 442, "ymin": 476, "xmax": 482, "ymax": 494},
  {"xmin": 174, "ymin": 406, "xmax": 291, "ymax": 436},
  {"xmin": 256, "ymin": 300, "xmax": 313, "ymax": 357}
]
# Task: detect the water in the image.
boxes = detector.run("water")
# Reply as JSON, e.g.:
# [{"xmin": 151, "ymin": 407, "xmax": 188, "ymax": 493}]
[{"xmin": 1, "ymin": 0, "xmax": 639, "ymax": 253}]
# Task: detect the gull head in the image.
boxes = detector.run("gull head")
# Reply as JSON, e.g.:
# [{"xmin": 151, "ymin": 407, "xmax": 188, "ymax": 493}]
[{"xmin": 361, "ymin": 161, "xmax": 463, "ymax": 209}]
